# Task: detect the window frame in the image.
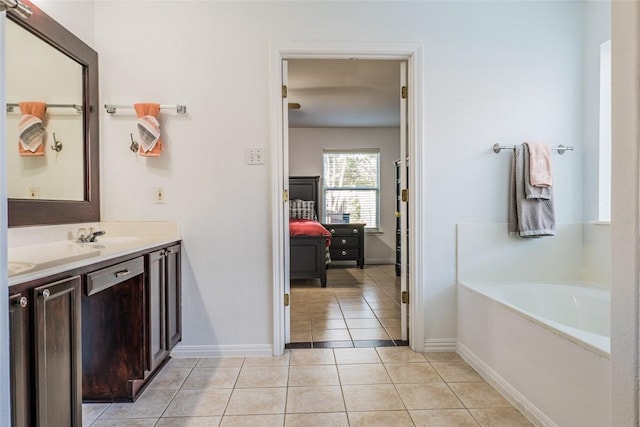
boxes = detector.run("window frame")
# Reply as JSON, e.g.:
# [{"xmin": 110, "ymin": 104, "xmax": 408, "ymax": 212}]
[{"xmin": 321, "ymin": 149, "xmax": 381, "ymax": 231}]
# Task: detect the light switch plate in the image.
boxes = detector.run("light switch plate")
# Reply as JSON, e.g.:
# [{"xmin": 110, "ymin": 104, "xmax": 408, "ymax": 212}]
[
  {"xmin": 155, "ymin": 187, "xmax": 165, "ymax": 204},
  {"xmin": 245, "ymin": 147, "xmax": 264, "ymax": 165}
]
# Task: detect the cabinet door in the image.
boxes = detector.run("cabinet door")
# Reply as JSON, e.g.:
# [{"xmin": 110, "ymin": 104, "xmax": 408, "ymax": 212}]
[
  {"xmin": 33, "ymin": 276, "xmax": 82, "ymax": 427},
  {"xmin": 147, "ymin": 250, "xmax": 169, "ymax": 372},
  {"xmin": 9, "ymin": 293, "xmax": 30, "ymax": 427},
  {"xmin": 165, "ymin": 244, "xmax": 182, "ymax": 350}
]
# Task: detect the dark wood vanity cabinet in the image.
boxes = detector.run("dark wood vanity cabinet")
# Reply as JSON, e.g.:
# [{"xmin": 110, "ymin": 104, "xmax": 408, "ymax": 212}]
[
  {"xmin": 8, "ymin": 293, "xmax": 30, "ymax": 427},
  {"xmin": 146, "ymin": 244, "xmax": 182, "ymax": 374},
  {"xmin": 9, "ymin": 276, "xmax": 82, "ymax": 427},
  {"xmin": 9, "ymin": 241, "xmax": 182, "ymax": 423}
]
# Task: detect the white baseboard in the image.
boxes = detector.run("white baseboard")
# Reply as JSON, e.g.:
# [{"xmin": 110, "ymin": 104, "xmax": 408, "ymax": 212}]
[
  {"xmin": 457, "ymin": 342, "xmax": 556, "ymax": 427},
  {"xmin": 423, "ymin": 338, "xmax": 457, "ymax": 352},
  {"xmin": 170, "ymin": 344, "xmax": 274, "ymax": 358}
]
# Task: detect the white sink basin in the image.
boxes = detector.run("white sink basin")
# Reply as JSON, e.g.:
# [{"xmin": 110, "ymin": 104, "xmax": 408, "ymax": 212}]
[{"xmin": 8, "ymin": 261, "xmax": 35, "ymax": 276}]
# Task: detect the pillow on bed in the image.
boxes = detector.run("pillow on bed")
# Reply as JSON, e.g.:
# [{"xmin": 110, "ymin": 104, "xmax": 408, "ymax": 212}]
[{"xmin": 290, "ymin": 199, "xmax": 317, "ymax": 220}]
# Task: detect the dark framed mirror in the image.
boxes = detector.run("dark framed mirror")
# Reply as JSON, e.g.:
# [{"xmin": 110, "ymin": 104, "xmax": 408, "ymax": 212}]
[{"xmin": 6, "ymin": 0, "xmax": 99, "ymax": 227}]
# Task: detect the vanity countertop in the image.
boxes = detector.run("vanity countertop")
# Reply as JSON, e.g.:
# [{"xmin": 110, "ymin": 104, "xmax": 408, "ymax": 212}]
[{"xmin": 8, "ymin": 235, "xmax": 180, "ymax": 287}]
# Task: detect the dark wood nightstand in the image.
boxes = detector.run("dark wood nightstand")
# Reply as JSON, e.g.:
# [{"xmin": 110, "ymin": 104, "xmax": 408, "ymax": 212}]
[{"xmin": 322, "ymin": 223, "xmax": 366, "ymax": 268}]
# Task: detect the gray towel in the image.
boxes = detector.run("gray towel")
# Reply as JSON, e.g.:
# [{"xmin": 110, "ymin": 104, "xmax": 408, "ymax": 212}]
[
  {"xmin": 523, "ymin": 143, "xmax": 552, "ymax": 200},
  {"xmin": 509, "ymin": 144, "xmax": 555, "ymax": 237}
]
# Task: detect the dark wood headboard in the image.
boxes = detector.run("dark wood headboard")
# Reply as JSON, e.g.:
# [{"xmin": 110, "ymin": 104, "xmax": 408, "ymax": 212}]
[{"xmin": 289, "ymin": 176, "xmax": 320, "ymax": 217}]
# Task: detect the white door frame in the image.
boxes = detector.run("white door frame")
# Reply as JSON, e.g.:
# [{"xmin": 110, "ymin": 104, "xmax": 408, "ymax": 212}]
[{"xmin": 270, "ymin": 41, "xmax": 425, "ymax": 355}]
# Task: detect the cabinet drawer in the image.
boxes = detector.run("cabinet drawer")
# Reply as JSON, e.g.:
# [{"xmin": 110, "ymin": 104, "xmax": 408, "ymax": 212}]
[
  {"xmin": 331, "ymin": 236, "xmax": 359, "ymax": 247},
  {"xmin": 330, "ymin": 248, "xmax": 359, "ymax": 260},
  {"xmin": 325, "ymin": 225, "xmax": 363, "ymax": 236},
  {"xmin": 86, "ymin": 257, "xmax": 144, "ymax": 296}
]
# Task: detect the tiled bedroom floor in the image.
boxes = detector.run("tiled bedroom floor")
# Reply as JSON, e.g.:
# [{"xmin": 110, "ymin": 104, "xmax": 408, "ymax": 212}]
[
  {"xmin": 83, "ymin": 347, "xmax": 532, "ymax": 426},
  {"xmin": 289, "ymin": 264, "xmax": 406, "ymax": 347}
]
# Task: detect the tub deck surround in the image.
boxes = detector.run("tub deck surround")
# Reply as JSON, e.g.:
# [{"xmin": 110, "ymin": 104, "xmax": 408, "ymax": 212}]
[
  {"xmin": 457, "ymin": 282, "xmax": 610, "ymax": 427},
  {"xmin": 459, "ymin": 281, "xmax": 610, "ymax": 357}
]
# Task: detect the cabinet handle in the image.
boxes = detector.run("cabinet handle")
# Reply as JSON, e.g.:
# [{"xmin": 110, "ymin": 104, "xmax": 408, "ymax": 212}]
[
  {"xmin": 166, "ymin": 248, "xmax": 174, "ymax": 255},
  {"xmin": 341, "ymin": 250, "xmax": 347, "ymax": 256},
  {"xmin": 115, "ymin": 269, "xmax": 130, "ymax": 278},
  {"xmin": 42, "ymin": 289, "xmax": 50, "ymax": 298},
  {"xmin": 353, "ymin": 228, "xmax": 358, "ymax": 233},
  {"xmin": 341, "ymin": 239, "xmax": 347, "ymax": 244},
  {"xmin": 19, "ymin": 297, "xmax": 28, "ymax": 308},
  {"xmin": 330, "ymin": 229, "xmax": 335, "ymax": 234}
]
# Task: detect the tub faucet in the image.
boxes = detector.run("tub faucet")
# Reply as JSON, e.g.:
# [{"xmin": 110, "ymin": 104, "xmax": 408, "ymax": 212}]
[{"xmin": 77, "ymin": 227, "xmax": 106, "ymax": 243}]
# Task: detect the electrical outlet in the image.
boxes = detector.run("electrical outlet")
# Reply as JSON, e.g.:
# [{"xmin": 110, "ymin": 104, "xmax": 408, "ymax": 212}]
[
  {"xmin": 29, "ymin": 187, "xmax": 39, "ymax": 198},
  {"xmin": 155, "ymin": 187, "xmax": 165, "ymax": 204},
  {"xmin": 245, "ymin": 147, "xmax": 264, "ymax": 165}
]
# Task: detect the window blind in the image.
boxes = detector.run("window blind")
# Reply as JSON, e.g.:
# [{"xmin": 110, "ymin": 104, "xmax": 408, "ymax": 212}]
[{"xmin": 322, "ymin": 150, "xmax": 380, "ymax": 229}]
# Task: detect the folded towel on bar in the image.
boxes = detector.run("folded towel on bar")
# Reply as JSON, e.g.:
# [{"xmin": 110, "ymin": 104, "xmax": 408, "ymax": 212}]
[
  {"xmin": 134, "ymin": 103, "xmax": 163, "ymax": 157},
  {"xmin": 523, "ymin": 143, "xmax": 552, "ymax": 200},
  {"xmin": 18, "ymin": 101, "xmax": 47, "ymax": 156},
  {"xmin": 526, "ymin": 142, "xmax": 552, "ymax": 187},
  {"xmin": 509, "ymin": 144, "xmax": 555, "ymax": 237}
]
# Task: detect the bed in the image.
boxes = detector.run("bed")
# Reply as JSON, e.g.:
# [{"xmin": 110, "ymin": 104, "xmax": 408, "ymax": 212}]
[{"xmin": 289, "ymin": 176, "xmax": 331, "ymax": 287}]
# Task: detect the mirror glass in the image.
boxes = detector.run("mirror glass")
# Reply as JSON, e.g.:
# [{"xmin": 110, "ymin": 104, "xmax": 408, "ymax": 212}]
[
  {"xmin": 6, "ymin": 0, "xmax": 100, "ymax": 227},
  {"xmin": 6, "ymin": 19, "xmax": 85, "ymax": 201}
]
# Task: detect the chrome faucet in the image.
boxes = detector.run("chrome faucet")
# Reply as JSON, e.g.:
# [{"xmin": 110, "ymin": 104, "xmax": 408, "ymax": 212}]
[{"xmin": 76, "ymin": 227, "xmax": 106, "ymax": 243}]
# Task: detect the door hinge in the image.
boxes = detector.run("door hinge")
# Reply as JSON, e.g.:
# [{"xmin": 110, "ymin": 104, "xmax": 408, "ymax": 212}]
[
  {"xmin": 401, "ymin": 291, "xmax": 409, "ymax": 304},
  {"xmin": 282, "ymin": 85, "xmax": 288, "ymax": 98},
  {"xmin": 283, "ymin": 189, "xmax": 289, "ymax": 203},
  {"xmin": 401, "ymin": 189, "xmax": 408, "ymax": 202},
  {"xmin": 284, "ymin": 293, "xmax": 290, "ymax": 306},
  {"xmin": 401, "ymin": 85, "xmax": 408, "ymax": 99}
]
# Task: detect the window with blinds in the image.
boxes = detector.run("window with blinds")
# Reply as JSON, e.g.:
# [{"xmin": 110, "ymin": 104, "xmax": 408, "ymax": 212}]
[{"xmin": 322, "ymin": 150, "xmax": 380, "ymax": 230}]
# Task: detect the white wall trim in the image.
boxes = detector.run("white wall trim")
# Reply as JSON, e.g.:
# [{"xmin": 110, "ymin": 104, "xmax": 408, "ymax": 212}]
[
  {"xmin": 611, "ymin": 2, "xmax": 640, "ymax": 425},
  {"xmin": 0, "ymin": 13, "xmax": 10, "ymax": 427},
  {"xmin": 270, "ymin": 41, "xmax": 425, "ymax": 355},
  {"xmin": 458, "ymin": 343, "xmax": 556, "ymax": 427},
  {"xmin": 171, "ymin": 344, "xmax": 274, "ymax": 358},
  {"xmin": 423, "ymin": 339, "xmax": 457, "ymax": 352}
]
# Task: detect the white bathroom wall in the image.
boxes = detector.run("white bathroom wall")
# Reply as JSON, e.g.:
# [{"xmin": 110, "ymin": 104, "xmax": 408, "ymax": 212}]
[
  {"xmin": 89, "ymin": 1, "xmax": 585, "ymax": 351},
  {"xmin": 582, "ymin": 223, "xmax": 611, "ymax": 287},
  {"xmin": 457, "ymin": 222, "xmax": 611, "ymax": 287},
  {"xmin": 456, "ymin": 223, "xmax": 583, "ymax": 283},
  {"xmin": 289, "ymin": 127, "xmax": 399, "ymax": 263},
  {"xmin": 31, "ymin": 0, "xmax": 95, "ymax": 48},
  {"xmin": 582, "ymin": 1, "xmax": 611, "ymax": 222},
  {"xmin": 22, "ymin": 1, "xmax": 586, "ymax": 351}
]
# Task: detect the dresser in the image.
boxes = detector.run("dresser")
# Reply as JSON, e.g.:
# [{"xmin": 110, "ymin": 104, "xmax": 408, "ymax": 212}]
[{"xmin": 322, "ymin": 223, "xmax": 366, "ymax": 268}]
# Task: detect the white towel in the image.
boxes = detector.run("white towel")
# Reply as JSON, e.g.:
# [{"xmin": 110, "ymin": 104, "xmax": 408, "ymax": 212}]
[
  {"xmin": 18, "ymin": 114, "xmax": 46, "ymax": 152},
  {"xmin": 137, "ymin": 115, "xmax": 161, "ymax": 153},
  {"xmin": 527, "ymin": 142, "xmax": 553, "ymax": 187},
  {"xmin": 523, "ymin": 144, "xmax": 552, "ymax": 200},
  {"xmin": 509, "ymin": 144, "xmax": 555, "ymax": 237}
]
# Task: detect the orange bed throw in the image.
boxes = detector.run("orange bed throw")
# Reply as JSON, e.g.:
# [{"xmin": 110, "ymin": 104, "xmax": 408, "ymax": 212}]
[
  {"xmin": 134, "ymin": 103, "xmax": 163, "ymax": 157},
  {"xmin": 18, "ymin": 101, "xmax": 47, "ymax": 156}
]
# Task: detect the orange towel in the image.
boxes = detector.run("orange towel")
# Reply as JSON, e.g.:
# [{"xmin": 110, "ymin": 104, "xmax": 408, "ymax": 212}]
[
  {"xmin": 134, "ymin": 103, "xmax": 163, "ymax": 157},
  {"xmin": 526, "ymin": 142, "xmax": 552, "ymax": 187},
  {"xmin": 18, "ymin": 101, "xmax": 47, "ymax": 156}
]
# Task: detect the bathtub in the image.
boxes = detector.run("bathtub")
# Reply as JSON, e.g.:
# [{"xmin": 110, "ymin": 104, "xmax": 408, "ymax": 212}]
[{"xmin": 457, "ymin": 281, "xmax": 610, "ymax": 427}]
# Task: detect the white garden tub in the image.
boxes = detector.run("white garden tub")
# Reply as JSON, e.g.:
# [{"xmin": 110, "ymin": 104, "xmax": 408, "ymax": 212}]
[{"xmin": 457, "ymin": 281, "xmax": 610, "ymax": 427}]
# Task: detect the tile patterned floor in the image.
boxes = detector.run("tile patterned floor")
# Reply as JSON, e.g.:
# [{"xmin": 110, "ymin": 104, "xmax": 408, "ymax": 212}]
[
  {"xmin": 289, "ymin": 265, "xmax": 408, "ymax": 348},
  {"xmin": 83, "ymin": 348, "xmax": 533, "ymax": 426}
]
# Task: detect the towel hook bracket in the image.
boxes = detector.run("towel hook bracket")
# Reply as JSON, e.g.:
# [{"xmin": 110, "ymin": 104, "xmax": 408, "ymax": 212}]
[
  {"xmin": 50, "ymin": 133, "xmax": 63, "ymax": 152},
  {"xmin": 129, "ymin": 133, "xmax": 139, "ymax": 153}
]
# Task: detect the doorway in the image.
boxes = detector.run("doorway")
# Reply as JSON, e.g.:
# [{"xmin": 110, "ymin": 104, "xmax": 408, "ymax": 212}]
[
  {"xmin": 286, "ymin": 59, "xmax": 406, "ymax": 348},
  {"xmin": 270, "ymin": 42, "xmax": 425, "ymax": 355}
]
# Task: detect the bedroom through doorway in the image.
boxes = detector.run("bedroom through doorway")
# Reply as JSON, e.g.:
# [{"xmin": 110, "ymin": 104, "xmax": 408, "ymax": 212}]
[{"xmin": 285, "ymin": 59, "xmax": 409, "ymax": 349}]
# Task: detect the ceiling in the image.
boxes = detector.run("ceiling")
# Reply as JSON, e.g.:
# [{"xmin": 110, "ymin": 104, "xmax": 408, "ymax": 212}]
[{"xmin": 287, "ymin": 59, "xmax": 402, "ymax": 128}]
